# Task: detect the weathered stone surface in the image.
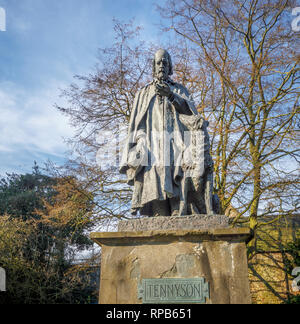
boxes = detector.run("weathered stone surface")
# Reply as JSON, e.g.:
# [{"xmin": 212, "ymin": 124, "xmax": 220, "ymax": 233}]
[
  {"xmin": 118, "ymin": 214, "xmax": 229, "ymax": 232},
  {"xmin": 91, "ymin": 228, "xmax": 252, "ymax": 304}
]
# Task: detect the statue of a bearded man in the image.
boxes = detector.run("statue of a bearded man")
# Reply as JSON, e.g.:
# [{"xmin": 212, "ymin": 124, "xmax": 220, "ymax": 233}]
[{"xmin": 120, "ymin": 49, "xmax": 219, "ymax": 217}]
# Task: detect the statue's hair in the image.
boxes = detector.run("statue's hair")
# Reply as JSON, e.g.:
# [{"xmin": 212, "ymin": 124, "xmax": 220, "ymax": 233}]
[{"xmin": 152, "ymin": 49, "xmax": 173, "ymax": 77}]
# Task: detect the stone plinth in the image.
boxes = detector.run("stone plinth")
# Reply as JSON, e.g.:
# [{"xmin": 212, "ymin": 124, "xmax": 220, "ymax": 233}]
[
  {"xmin": 118, "ymin": 214, "xmax": 229, "ymax": 232},
  {"xmin": 91, "ymin": 227, "xmax": 252, "ymax": 304}
]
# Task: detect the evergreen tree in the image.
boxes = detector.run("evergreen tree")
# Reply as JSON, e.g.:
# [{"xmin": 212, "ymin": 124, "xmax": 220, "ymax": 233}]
[{"xmin": 0, "ymin": 164, "xmax": 97, "ymax": 304}]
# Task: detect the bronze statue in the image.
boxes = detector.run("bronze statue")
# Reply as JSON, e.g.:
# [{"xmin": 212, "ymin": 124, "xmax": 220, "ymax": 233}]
[{"xmin": 120, "ymin": 49, "xmax": 219, "ymax": 216}]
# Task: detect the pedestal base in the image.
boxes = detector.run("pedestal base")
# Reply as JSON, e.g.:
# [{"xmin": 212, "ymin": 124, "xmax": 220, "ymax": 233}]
[{"xmin": 91, "ymin": 227, "xmax": 252, "ymax": 304}]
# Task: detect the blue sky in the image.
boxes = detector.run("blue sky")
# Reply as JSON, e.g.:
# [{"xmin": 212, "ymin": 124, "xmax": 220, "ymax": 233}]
[{"xmin": 0, "ymin": 0, "xmax": 164, "ymax": 175}]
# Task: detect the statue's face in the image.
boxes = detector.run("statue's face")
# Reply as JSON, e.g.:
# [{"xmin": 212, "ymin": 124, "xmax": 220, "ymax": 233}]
[{"xmin": 154, "ymin": 50, "xmax": 170, "ymax": 81}]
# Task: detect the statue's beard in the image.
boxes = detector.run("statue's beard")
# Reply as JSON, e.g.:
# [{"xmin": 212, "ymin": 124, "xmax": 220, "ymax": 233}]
[{"xmin": 156, "ymin": 70, "xmax": 167, "ymax": 81}]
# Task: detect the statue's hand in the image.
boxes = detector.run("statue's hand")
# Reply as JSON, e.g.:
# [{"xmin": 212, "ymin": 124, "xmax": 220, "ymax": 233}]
[{"xmin": 155, "ymin": 82, "xmax": 171, "ymax": 97}]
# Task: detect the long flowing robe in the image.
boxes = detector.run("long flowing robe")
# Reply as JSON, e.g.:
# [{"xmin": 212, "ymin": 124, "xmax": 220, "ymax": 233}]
[{"xmin": 119, "ymin": 79, "xmax": 212, "ymax": 216}]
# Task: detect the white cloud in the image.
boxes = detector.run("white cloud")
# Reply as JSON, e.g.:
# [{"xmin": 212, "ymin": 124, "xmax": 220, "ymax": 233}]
[{"xmin": 0, "ymin": 81, "xmax": 74, "ymax": 158}]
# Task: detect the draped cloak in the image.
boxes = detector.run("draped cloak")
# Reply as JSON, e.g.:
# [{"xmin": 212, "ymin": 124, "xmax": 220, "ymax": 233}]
[{"xmin": 119, "ymin": 79, "xmax": 210, "ymax": 216}]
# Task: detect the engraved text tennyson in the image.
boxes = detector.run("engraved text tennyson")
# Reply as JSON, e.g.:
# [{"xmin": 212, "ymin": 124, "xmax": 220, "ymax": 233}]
[{"xmin": 138, "ymin": 278, "xmax": 209, "ymax": 304}]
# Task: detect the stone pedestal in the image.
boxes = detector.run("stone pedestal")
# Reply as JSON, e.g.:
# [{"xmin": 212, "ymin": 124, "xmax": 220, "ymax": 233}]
[{"xmin": 91, "ymin": 217, "xmax": 252, "ymax": 304}]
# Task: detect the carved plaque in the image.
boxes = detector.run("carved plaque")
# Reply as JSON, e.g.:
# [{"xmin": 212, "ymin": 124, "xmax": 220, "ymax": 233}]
[{"xmin": 138, "ymin": 278, "xmax": 209, "ymax": 304}]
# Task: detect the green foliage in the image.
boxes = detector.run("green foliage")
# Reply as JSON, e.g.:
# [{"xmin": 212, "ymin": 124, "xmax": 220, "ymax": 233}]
[
  {"xmin": 0, "ymin": 164, "xmax": 98, "ymax": 304},
  {"xmin": 286, "ymin": 295, "xmax": 300, "ymax": 304},
  {"xmin": 0, "ymin": 163, "xmax": 56, "ymax": 220},
  {"xmin": 283, "ymin": 238, "xmax": 300, "ymax": 274}
]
